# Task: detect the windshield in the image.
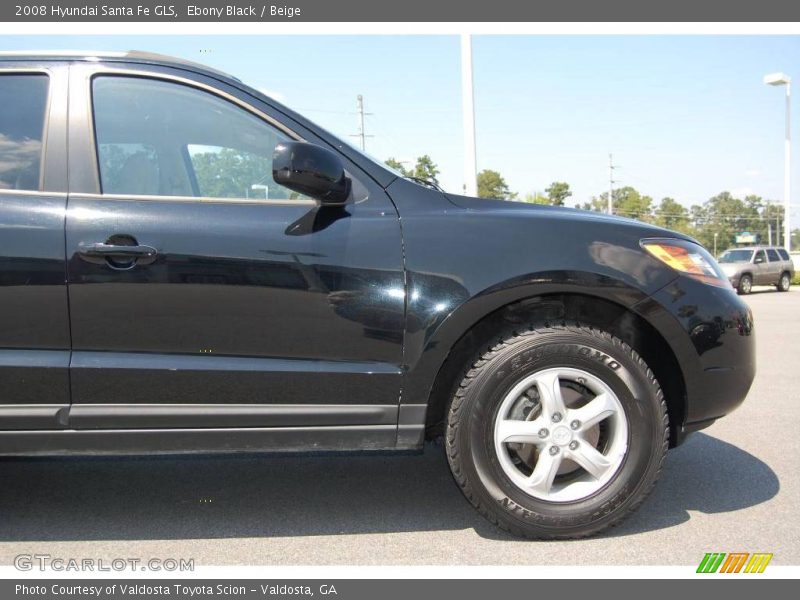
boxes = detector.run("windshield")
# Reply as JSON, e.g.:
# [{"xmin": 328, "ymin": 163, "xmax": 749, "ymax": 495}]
[{"xmin": 718, "ymin": 249, "xmax": 754, "ymax": 263}]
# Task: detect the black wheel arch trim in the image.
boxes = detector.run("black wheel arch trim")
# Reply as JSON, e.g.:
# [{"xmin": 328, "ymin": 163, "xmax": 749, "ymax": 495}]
[{"xmin": 401, "ymin": 272, "xmax": 694, "ymax": 438}]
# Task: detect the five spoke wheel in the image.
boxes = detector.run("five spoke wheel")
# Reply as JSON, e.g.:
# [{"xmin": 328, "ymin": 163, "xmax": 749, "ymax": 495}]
[{"xmin": 493, "ymin": 367, "xmax": 628, "ymax": 502}]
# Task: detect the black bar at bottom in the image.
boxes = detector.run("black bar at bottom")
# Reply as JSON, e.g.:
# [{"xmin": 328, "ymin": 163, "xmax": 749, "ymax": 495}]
[{"xmin": 1, "ymin": 579, "xmax": 791, "ymax": 600}]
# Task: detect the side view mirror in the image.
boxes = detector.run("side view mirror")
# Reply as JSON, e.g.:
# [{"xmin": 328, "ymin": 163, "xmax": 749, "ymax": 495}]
[
  {"xmin": 272, "ymin": 141, "xmax": 351, "ymax": 205},
  {"xmin": 754, "ymin": 256, "xmax": 765, "ymax": 264}
]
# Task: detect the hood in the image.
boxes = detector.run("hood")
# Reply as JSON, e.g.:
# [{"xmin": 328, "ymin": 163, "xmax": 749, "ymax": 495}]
[
  {"xmin": 720, "ymin": 262, "xmax": 746, "ymax": 277},
  {"xmin": 443, "ymin": 192, "xmax": 696, "ymax": 243}
]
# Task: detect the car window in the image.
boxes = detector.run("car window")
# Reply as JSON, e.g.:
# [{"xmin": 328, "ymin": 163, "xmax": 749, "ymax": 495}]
[
  {"xmin": 186, "ymin": 144, "xmax": 303, "ymax": 201},
  {"xmin": 718, "ymin": 249, "xmax": 753, "ymax": 263},
  {"xmin": 778, "ymin": 249, "xmax": 790, "ymax": 261},
  {"xmin": 97, "ymin": 143, "xmax": 160, "ymax": 196},
  {"xmin": 766, "ymin": 249, "xmax": 781, "ymax": 262},
  {"xmin": 0, "ymin": 74, "xmax": 49, "ymax": 191},
  {"xmin": 92, "ymin": 76, "xmax": 307, "ymax": 201},
  {"xmin": 754, "ymin": 250, "xmax": 766, "ymax": 263}
]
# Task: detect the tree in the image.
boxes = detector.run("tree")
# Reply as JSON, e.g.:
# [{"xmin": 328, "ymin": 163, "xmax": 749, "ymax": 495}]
[
  {"xmin": 522, "ymin": 192, "xmax": 551, "ymax": 205},
  {"xmin": 581, "ymin": 186, "xmax": 653, "ymax": 221},
  {"xmin": 98, "ymin": 143, "xmax": 158, "ymax": 193},
  {"xmin": 411, "ymin": 155, "xmax": 440, "ymax": 186},
  {"xmin": 689, "ymin": 204, "xmax": 705, "ymax": 230},
  {"xmin": 191, "ymin": 148, "xmax": 280, "ymax": 199},
  {"xmin": 576, "ymin": 187, "xmax": 794, "ymax": 253},
  {"xmin": 692, "ymin": 191, "xmax": 753, "ymax": 251},
  {"xmin": 654, "ymin": 197, "xmax": 690, "ymax": 233},
  {"xmin": 545, "ymin": 181, "xmax": 572, "ymax": 206},
  {"xmin": 384, "ymin": 157, "xmax": 409, "ymax": 176},
  {"xmin": 755, "ymin": 198, "xmax": 784, "ymax": 246},
  {"xmin": 477, "ymin": 169, "xmax": 517, "ymax": 200},
  {"xmin": 385, "ymin": 155, "xmax": 440, "ymax": 186},
  {"xmin": 521, "ymin": 182, "xmax": 572, "ymax": 206}
]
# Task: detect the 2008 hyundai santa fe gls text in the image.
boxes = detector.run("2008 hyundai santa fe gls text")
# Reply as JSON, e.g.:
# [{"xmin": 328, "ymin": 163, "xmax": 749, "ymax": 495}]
[{"xmin": 0, "ymin": 51, "xmax": 755, "ymax": 539}]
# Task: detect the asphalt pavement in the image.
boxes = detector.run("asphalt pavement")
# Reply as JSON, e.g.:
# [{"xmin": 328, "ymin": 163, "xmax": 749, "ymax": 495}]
[{"xmin": 0, "ymin": 287, "xmax": 797, "ymax": 566}]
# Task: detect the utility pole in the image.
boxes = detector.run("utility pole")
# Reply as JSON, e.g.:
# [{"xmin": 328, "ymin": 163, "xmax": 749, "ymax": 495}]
[
  {"xmin": 766, "ymin": 199, "xmax": 772, "ymax": 245},
  {"xmin": 608, "ymin": 153, "xmax": 616, "ymax": 215},
  {"xmin": 350, "ymin": 94, "xmax": 373, "ymax": 151},
  {"xmin": 767, "ymin": 199, "xmax": 781, "ymax": 246}
]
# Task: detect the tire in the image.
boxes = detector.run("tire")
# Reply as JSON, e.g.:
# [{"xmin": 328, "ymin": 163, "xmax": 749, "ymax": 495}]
[
  {"xmin": 445, "ymin": 322, "xmax": 668, "ymax": 539},
  {"xmin": 738, "ymin": 274, "xmax": 753, "ymax": 295},
  {"xmin": 777, "ymin": 272, "xmax": 791, "ymax": 292}
]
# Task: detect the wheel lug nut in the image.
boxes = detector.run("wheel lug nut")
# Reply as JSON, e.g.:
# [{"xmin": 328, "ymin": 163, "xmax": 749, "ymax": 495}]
[
  {"xmin": 549, "ymin": 446, "xmax": 560, "ymax": 455},
  {"xmin": 570, "ymin": 420, "xmax": 580, "ymax": 430},
  {"xmin": 569, "ymin": 441, "xmax": 579, "ymax": 451},
  {"xmin": 551, "ymin": 413, "xmax": 562, "ymax": 423},
  {"xmin": 538, "ymin": 428, "xmax": 549, "ymax": 438}
]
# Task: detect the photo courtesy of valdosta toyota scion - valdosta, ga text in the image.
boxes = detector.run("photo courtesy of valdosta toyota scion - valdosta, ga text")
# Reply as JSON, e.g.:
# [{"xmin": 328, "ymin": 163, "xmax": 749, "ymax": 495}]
[{"xmin": 15, "ymin": 583, "xmax": 335, "ymax": 596}]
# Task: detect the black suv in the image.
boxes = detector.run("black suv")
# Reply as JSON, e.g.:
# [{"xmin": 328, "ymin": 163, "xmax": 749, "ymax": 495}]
[{"xmin": 0, "ymin": 52, "xmax": 755, "ymax": 539}]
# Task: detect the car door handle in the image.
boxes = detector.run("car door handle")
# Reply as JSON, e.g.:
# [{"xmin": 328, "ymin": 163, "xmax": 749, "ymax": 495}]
[{"xmin": 77, "ymin": 243, "xmax": 158, "ymax": 266}]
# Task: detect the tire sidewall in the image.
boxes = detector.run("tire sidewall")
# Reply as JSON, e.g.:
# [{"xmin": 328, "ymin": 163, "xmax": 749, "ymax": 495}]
[
  {"xmin": 455, "ymin": 328, "xmax": 665, "ymax": 534},
  {"xmin": 739, "ymin": 275, "xmax": 752, "ymax": 294}
]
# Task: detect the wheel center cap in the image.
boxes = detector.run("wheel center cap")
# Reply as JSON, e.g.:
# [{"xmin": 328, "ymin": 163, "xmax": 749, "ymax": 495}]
[{"xmin": 552, "ymin": 426, "xmax": 572, "ymax": 445}]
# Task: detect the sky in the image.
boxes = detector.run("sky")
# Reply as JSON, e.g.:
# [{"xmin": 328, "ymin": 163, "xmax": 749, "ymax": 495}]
[{"xmin": 2, "ymin": 34, "xmax": 799, "ymax": 219}]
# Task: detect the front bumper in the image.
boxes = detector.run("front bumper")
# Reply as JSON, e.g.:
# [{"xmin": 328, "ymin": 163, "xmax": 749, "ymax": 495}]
[{"xmin": 640, "ymin": 276, "xmax": 756, "ymax": 441}]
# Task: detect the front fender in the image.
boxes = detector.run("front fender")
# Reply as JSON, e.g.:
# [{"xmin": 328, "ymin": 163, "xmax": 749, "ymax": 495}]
[
  {"xmin": 386, "ymin": 178, "xmax": 695, "ymax": 446},
  {"xmin": 402, "ymin": 269, "xmax": 662, "ymax": 407}
]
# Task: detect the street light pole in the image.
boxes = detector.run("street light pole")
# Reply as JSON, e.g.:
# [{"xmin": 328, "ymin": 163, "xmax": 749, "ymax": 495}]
[
  {"xmin": 461, "ymin": 34, "xmax": 478, "ymax": 197},
  {"xmin": 765, "ymin": 72, "xmax": 792, "ymax": 252},
  {"xmin": 784, "ymin": 80, "xmax": 791, "ymax": 252}
]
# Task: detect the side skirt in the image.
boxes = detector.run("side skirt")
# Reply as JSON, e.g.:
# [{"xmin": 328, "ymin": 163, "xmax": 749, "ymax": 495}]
[{"xmin": 0, "ymin": 425, "xmax": 410, "ymax": 456}]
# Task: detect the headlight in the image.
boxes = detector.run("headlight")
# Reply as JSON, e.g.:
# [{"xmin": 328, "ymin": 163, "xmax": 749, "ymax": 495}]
[{"xmin": 641, "ymin": 239, "xmax": 731, "ymax": 288}]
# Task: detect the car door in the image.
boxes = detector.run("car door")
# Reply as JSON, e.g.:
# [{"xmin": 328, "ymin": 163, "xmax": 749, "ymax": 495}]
[
  {"xmin": 0, "ymin": 64, "xmax": 70, "ymax": 431},
  {"xmin": 765, "ymin": 248, "xmax": 782, "ymax": 284},
  {"xmin": 64, "ymin": 64, "xmax": 405, "ymax": 438},
  {"xmin": 753, "ymin": 249, "xmax": 770, "ymax": 285},
  {"xmin": 777, "ymin": 248, "xmax": 794, "ymax": 276}
]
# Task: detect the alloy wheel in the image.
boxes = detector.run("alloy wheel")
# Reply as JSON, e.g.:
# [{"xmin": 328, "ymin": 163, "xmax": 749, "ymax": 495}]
[{"xmin": 493, "ymin": 367, "xmax": 629, "ymax": 502}]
